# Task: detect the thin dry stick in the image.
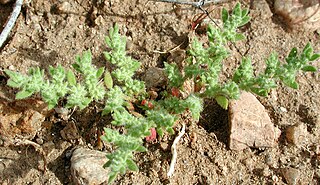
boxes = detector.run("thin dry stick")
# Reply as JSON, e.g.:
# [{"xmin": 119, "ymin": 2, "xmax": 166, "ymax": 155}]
[
  {"xmin": 150, "ymin": 0, "xmax": 229, "ymax": 7},
  {"xmin": 167, "ymin": 123, "xmax": 186, "ymax": 177},
  {"xmin": 0, "ymin": 0, "xmax": 23, "ymax": 48}
]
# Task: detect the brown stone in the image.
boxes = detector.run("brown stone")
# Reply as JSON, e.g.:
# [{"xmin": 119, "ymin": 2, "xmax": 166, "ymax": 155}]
[
  {"xmin": 281, "ymin": 167, "xmax": 300, "ymax": 185},
  {"xmin": 71, "ymin": 148, "xmax": 109, "ymax": 185},
  {"xmin": 286, "ymin": 123, "xmax": 309, "ymax": 147},
  {"xmin": 228, "ymin": 92, "xmax": 281, "ymax": 150},
  {"xmin": 274, "ymin": 0, "xmax": 320, "ymax": 31}
]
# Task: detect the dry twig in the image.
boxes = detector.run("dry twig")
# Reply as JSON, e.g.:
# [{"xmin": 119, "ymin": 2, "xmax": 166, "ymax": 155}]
[
  {"xmin": 150, "ymin": 0, "xmax": 229, "ymax": 7},
  {"xmin": 0, "ymin": 0, "xmax": 23, "ymax": 48},
  {"xmin": 167, "ymin": 123, "xmax": 186, "ymax": 177}
]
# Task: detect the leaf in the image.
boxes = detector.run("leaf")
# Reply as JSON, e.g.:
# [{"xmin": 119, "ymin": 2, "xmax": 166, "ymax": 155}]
[
  {"xmin": 47, "ymin": 102, "xmax": 56, "ymax": 110},
  {"xmin": 104, "ymin": 70, "xmax": 113, "ymax": 89},
  {"xmin": 288, "ymin": 47, "xmax": 298, "ymax": 58},
  {"xmin": 96, "ymin": 67, "xmax": 105, "ymax": 78},
  {"xmin": 72, "ymin": 63, "xmax": 81, "ymax": 72},
  {"xmin": 16, "ymin": 90, "xmax": 34, "ymax": 99},
  {"xmin": 232, "ymin": 3, "xmax": 241, "ymax": 17},
  {"xmin": 126, "ymin": 159, "xmax": 139, "ymax": 171},
  {"xmin": 136, "ymin": 145, "xmax": 147, "ymax": 152},
  {"xmin": 103, "ymin": 160, "xmax": 112, "ymax": 168},
  {"xmin": 309, "ymin": 53, "xmax": 320, "ymax": 61},
  {"xmin": 234, "ymin": 33, "xmax": 245, "ymax": 41},
  {"xmin": 166, "ymin": 127, "xmax": 174, "ymax": 134},
  {"xmin": 303, "ymin": 43, "xmax": 312, "ymax": 58},
  {"xmin": 108, "ymin": 172, "xmax": 118, "ymax": 185},
  {"xmin": 221, "ymin": 8, "xmax": 229, "ymax": 23},
  {"xmin": 82, "ymin": 50, "xmax": 92, "ymax": 64},
  {"xmin": 241, "ymin": 9, "xmax": 249, "ymax": 17},
  {"xmin": 67, "ymin": 70, "xmax": 77, "ymax": 86},
  {"xmin": 215, "ymin": 95, "xmax": 229, "ymax": 110},
  {"xmin": 156, "ymin": 128, "xmax": 164, "ymax": 137},
  {"xmin": 239, "ymin": 16, "xmax": 250, "ymax": 27},
  {"xmin": 301, "ymin": 65, "xmax": 317, "ymax": 72},
  {"xmin": 6, "ymin": 79, "xmax": 21, "ymax": 88}
]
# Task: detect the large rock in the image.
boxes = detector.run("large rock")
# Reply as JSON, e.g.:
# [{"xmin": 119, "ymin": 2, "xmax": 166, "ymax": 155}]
[
  {"xmin": 228, "ymin": 92, "xmax": 281, "ymax": 150},
  {"xmin": 71, "ymin": 148, "xmax": 110, "ymax": 185},
  {"xmin": 275, "ymin": 0, "xmax": 320, "ymax": 31}
]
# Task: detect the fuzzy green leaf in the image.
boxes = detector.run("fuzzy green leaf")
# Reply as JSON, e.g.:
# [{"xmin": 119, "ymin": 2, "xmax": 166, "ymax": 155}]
[
  {"xmin": 67, "ymin": 70, "xmax": 77, "ymax": 86},
  {"xmin": 126, "ymin": 159, "xmax": 139, "ymax": 171},
  {"xmin": 104, "ymin": 70, "xmax": 113, "ymax": 89},
  {"xmin": 16, "ymin": 90, "xmax": 34, "ymax": 99},
  {"xmin": 215, "ymin": 95, "xmax": 229, "ymax": 110},
  {"xmin": 96, "ymin": 67, "xmax": 105, "ymax": 78},
  {"xmin": 221, "ymin": 8, "xmax": 229, "ymax": 23},
  {"xmin": 309, "ymin": 53, "xmax": 320, "ymax": 61},
  {"xmin": 301, "ymin": 65, "xmax": 317, "ymax": 72}
]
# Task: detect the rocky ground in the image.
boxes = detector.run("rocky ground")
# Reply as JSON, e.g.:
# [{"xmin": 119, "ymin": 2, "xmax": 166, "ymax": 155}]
[{"xmin": 0, "ymin": 0, "xmax": 320, "ymax": 184}]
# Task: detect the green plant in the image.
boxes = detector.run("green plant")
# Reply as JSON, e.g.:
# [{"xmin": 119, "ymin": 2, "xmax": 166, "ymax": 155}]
[
  {"xmin": 5, "ymin": 52, "xmax": 106, "ymax": 110},
  {"xmin": 4, "ymin": 2, "xmax": 319, "ymax": 184},
  {"xmin": 165, "ymin": 3, "xmax": 319, "ymax": 109}
]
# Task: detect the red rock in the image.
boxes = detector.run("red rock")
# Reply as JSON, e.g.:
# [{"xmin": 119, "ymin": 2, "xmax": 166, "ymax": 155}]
[{"xmin": 228, "ymin": 92, "xmax": 281, "ymax": 150}]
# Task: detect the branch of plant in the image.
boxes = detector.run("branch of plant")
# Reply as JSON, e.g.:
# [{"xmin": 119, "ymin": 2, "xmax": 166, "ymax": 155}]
[
  {"xmin": 0, "ymin": 0, "xmax": 23, "ymax": 48},
  {"xmin": 167, "ymin": 123, "xmax": 186, "ymax": 177}
]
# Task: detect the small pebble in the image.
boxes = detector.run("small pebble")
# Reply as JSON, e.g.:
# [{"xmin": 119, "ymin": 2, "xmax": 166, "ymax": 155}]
[
  {"xmin": 56, "ymin": 2, "xmax": 72, "ymax": 14},
  {"xmin": 281, "ymin": 167, "xmax": 300, "ymax": 185},
  {"xmin": 262, "ymin": 167, "xmax": 271, "ymax": 177},
  {"xmin": 8, "ymin": 65, "xmax": 15, "ymax": 71},
  {"xmin": 279, "ymin": 107, "xmax": 287, "ymax": 113},
  {"xmin": 286, "ymin": 123, "xmax": 309, "ymax": 147}
]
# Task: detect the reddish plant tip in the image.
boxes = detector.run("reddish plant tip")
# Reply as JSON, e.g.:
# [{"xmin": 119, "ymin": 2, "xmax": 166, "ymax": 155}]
[
  {"xmin": 141, "ymin": 99, "xmax": 147, "ymax": 106},
  {"xmin": 171, "ymin": 87, "xmax": 180, "ymax": 97},
  {"xmin": 147, "ymin": 102, "xmax": 154, "ymax": 109},
  {"xmin": 146, "ymin": 128, "xmax": 157, "ymax": 142}
]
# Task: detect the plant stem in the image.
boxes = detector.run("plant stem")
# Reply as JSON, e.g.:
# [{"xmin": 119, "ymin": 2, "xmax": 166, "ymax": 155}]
[{"xmin": 167, "ymin": 123, "xmax": 186, "ymax": 177}]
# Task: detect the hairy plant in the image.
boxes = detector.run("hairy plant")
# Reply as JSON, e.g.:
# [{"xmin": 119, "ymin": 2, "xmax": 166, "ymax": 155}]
[{"xmin": 4, "ymin": 2, "xmax": 319, "ymax": 184}]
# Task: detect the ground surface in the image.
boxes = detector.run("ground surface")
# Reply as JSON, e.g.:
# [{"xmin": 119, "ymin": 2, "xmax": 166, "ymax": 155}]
[{"xmin": 0, "ymin": 0, "xmax": 320, "ymax": 184}]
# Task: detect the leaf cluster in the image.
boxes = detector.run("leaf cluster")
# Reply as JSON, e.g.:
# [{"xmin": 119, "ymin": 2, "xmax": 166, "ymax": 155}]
[{"xmin": 5, "ymin": 52, "xmax": 106, "ymax": 110}]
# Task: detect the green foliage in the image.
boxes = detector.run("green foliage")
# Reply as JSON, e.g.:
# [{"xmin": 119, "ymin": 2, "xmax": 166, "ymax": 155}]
[
  {"xmin": 4, "ymin": 3, "xmax": 319, "ymax": 185},
  {"xmin": 5, "ymin": 50, "xmax": 106, "ymax": 110},
  {"xmin": 165, "ymin": 2, "xmax": 319, "ymax": 109},
  {"xmin": 104, "ymin": 24, "xmax": 145, "ymax": 96}
]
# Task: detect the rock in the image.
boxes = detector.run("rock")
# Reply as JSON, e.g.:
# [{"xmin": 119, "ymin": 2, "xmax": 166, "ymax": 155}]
[
  {"xmin": 144, "ymin": 67, "xmax": 166, "ymax": 89},
  {"xmin": 71, "ymin": 148, "xmax": 110, "ymax": 185},
  {"xmin": 60, "ymin": 122, "xmax": 80, "ymax": 142},
  {"xmin": 251, "ymin": 0, "xmax": 273, "ymax": 19},
  {"xmin": 228, "ymin": 92, "xmax": 281, "ymax": 150},
  {"xmin": 286, "ymin": 123, "xmax": 309, "ymax": 147},
  {"xmin": 274, "ymin": 0, "xmax": 320, "ymax": 31},
  {"xmin": 55, "ymin": 2, "xmax": 72, "ymax": 14},
  {"xmin": 281, "ymin": 167, "xmax": 300, "ymax": 185}
]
